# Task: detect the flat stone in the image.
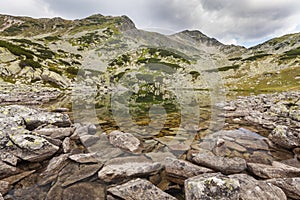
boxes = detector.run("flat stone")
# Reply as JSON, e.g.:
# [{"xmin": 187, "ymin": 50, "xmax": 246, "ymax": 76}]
[
  {"xmin": 266, "ymin": 178, "xmax": 300, "ymax": 199},
  {"xmin": 247, "ymin": 161, "xmax": 300, "ymax": 179},
  {"xmin": 38, "ymin": 154, "xmax": 70, "ymax": 186},
  {"xmin": 34, "ymin": 127, "xmax": 74, "ymax": 139},
  {"xmin": 0, "ymin": 160, "xmax": 19, "ymax": 179},
  {"xmin": 2, "ymin": 170, "xmax": 35, "ymax": 186},
  {"xmin": 62, "ymin": 164, "xmax": 102, "ymax": 187},
  {"xmin": 164, "ymin": 157, "xmax": 214, "ymax": 184},
  {"xmin": 229, "ymin": 174, "xmax": 287, "ymax": 200},
  {"xmin": 62, "ymin": 182, "xmax": 105, "ymax": 200},
  {"xmin": 69, "ymin": 153, "xmax": 100, "ymax": 164},
  {"xmin": 98, "ymin": 156, "xmax": 162, "ymax": 182},
  {"xmin": 8, "ymin": 133, "xmax": 60, "ymax": 162},
  {"xmin": 107, "ymin": 178, "xmax": 176, "ymax": 200},
  {"xmin": 191, "ymin": 152, "xmax": 247, "ymax": 174},
  {"xmin": 108, "ymin": 130, "xmax": 140, "ymax": 152}
]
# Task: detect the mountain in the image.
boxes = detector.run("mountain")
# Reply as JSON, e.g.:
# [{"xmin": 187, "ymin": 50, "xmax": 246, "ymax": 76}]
[{"xmin": 0, "ymin": 13, "xmax": 299, "ymax": 92}]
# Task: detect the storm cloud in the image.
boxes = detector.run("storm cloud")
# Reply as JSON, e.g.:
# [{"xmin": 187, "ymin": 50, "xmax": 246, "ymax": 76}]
[{"xmin": 0, "ymin": 0, "xmax": 300, "ymax": 47}]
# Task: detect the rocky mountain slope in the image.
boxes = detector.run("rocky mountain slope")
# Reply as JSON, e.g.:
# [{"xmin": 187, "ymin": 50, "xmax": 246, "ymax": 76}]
[{"xmin": 0, "ymin": 13, "xmax": 299, "ymax": 93}]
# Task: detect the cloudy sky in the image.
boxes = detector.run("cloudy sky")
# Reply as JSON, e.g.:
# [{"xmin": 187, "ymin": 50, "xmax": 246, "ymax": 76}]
[{"xmin": 1, "ymin": 0, "xmax": 300, "ymax": 47}]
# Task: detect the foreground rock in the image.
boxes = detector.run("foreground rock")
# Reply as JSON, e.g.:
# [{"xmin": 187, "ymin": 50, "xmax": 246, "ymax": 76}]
[
  {"xmin": 98, "ymin": 156, "xmax": 161, "ymax": 182},
  {"xmin": 190, "ymin": 128, "xmax": 283, "ymax": 165},
  {"xmin": 269, "ymin": 125, "xmax": 300, "ymax": 149},
  {"xmin": 108, "ymin": 130, "xmax": 141, "ymax": 152},
  {"xmin": 107, "ymin": 178, "xmax": 176, "ymax": 200},
  {"xmin": 266, "ymin": 178, "xmax": 300, "ymax": 199},
  {"xmin": 247, "ymin": 161, "xmax": 300, "ymax": 179},
  {"xmin": 190, "ymin": 152, "xmax": 247, "ymax": 174},
  {"xmin": 185, "ymin": 173, "xmax": 286, "ymax": 200},
  {"xmin": 164, "ymin": 157, "xmax": 214, "ymax": 184}
]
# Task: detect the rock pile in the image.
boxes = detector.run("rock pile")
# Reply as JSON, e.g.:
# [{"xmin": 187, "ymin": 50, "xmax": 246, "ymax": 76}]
[{"xmin": 1, "ymin": 90, "xmax": 300, "ymax": 200}]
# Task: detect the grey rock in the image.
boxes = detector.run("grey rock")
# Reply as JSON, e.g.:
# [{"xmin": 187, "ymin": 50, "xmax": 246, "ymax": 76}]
[
  {"xmin": 62, "ymin": 182, "xmax": 105, "ymax": 200},
  {"xmin": 247, "ymin": 161, "xmax": 300, "ymax": 179},
  {"xmin": 62, "ymin": 137, "xmax": 71, "ymax": 153},
  {"xmin": 266, "ymin": 177, "xmax": 300, "ymax": 199},
  {"xmin": 0, "ymin": 151, "xmax": 19, "ymax": 166},
  {"xmin": 8, "ymin": 132, "xmax": 60, "ymax": 162},
  {"xmin": 109, "ymin": 130, "xmax": 140, "ymax": 152},
  {"xmin": 229, "ymin": 174, "xmax": 287, "ymax": 200},
  {"xmin": 185, "ymin": 173, "xmax": 286, "ymax": 200},
  {"xmin": 191, "ymin": 152, "xmax": 247, "ymax": 174},
  {"xmin": 0, "ymin": 180, "xmax": 10, "ymax": 195},
  {"xmin": 0, "ymin": 160, "xmax": 19, "ymax": 179},
  {"xmin": 1, "ymin": 170, "xmax": 35, "ymax": 186},
  {"xmin": 98, "ymin": 156, "xmax": 162, "ymax": 182},
  {"xmin": 0, "ymin": 105, "xmax": 71, "ymax": 130},
  {"xmin": 69, "ymin": 153, "xmax": 100, "ymax": 164},
  {"xmin": 34, "ymin": 127, "xmax": 74, "ymax": 139},
  {"xmin": 184, "ymin": 173, "xmax": 241, "ymax": 200},
  {"xmin": 62, "ymin": 164, "xmax": 102, "ymax": 187},
  {"xmin": 107, "ymin": 178, "xmax": 176, "ymax": 200},
  {"xmin": 38, "ymin": 154, "xmax": 70, "ymax": 185},
  {"xmin": 164, "ymin": 157, "xmax": 214, "ymax": 184},
  {"xmin": 269, "ymin": 125, "xmax": 300, "ymax": 149}
]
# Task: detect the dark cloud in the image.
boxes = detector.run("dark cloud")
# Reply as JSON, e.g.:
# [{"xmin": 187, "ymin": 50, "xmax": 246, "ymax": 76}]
[{"xmin": 0, "ymin": 0, "xmax": 300, "ymax": 47}]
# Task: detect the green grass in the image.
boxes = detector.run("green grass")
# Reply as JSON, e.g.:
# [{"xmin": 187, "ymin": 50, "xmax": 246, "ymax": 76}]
[
  {"xmin": 205, "ymin": 65, "xmax": 240, "ymax": 72},
  {"xmin": 19, "ymin": 59, "xmax": 42, "ymax": 69},
  {"xmin": 228, "ymin": 57, "xmax": 242, "ymax": 61},
  {"xmin": 0, "ymin": 40, "xmax": 34, "ymax": 59},
  {"xmin": 242, "ymin": 54, "xmax": 272, "ymax": 61},
  {"xmin": 229, "ymin": 66, "xmax": 300, "ymax": 91}
]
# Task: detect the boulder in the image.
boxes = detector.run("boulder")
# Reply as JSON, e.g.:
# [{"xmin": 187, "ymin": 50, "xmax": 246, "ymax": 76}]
[
  {"xmin": 269, "ymin": 125, "xmax": 300, "ymax": 149},
  {"xmin": 107, "ymin": 178, "xmax": 176, "ymax": 200},
  {"xmin": 185, "ymin": 173, "xmax": 286, "ymax": 200}
]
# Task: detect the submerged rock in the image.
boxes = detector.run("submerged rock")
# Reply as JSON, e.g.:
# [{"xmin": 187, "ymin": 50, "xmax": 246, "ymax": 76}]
[{"xmin": 107, "ymin": 178, "xmax": 176, "ymax": 200}]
